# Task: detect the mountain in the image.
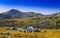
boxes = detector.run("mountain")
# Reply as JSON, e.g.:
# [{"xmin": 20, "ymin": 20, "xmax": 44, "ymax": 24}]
[
  {"xmin": 45, "ymin": 12, "xmax": 60, "ymax": 19},
  {"xmin": 0, "ymin": 9, "xmax": 60, "ymax": 29},
  {"xmin": 0, "ymin": 9, "xmax": 43, "ymax": 19},
  {"xmin": 0, "ymin": 9, "xmax": 60, "ymax": 19}
]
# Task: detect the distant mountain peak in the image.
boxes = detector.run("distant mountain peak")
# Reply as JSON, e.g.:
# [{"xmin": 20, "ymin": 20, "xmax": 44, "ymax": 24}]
[
  {"xmin": 9, "ymin": 9, "xmax": 20, "ymax": 11},
  {"xmin": 8, "ymin": 9, "xmax": 21, "ymax": 14}
]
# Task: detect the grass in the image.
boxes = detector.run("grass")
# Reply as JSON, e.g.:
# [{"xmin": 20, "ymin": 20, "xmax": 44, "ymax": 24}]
[{"xmin": 0, "ymin": 27, "xmax": 60, "ymax": 38}]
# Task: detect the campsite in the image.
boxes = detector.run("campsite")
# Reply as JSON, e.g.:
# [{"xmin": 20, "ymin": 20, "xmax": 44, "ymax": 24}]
[{"xmin": 0, "ymin": 27, "xmax": 60, "ymax": 38}]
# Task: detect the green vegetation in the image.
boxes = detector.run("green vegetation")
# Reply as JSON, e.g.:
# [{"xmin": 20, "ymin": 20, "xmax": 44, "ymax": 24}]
[
  {"xmin": 0, "ymin": 9, "xmax": 60, "ymax": 29},
  {"xmin": 0, "ymin": 15, "xmax": 60, "ymax": 29}
]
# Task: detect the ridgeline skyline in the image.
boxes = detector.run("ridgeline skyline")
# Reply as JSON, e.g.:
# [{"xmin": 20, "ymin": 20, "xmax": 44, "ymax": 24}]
[{"xmin": 0, "ymin": 0, "xmax": 60, "ymax": 15}]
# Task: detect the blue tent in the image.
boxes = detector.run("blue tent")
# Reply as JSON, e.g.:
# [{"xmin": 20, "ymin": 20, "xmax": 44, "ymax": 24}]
[{"xmin": 27, "ymin": 26, "xmax": 34, "ymax": 31}]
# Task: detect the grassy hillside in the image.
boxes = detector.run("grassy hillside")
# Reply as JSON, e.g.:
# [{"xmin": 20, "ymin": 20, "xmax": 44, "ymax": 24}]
[
  {"xmin": 0, "ymin": 16, "xmax": 60, "ymax": 29},
  {"xmin": 0, "ymin": 9, "xmax": 60, "ymax": 29}
]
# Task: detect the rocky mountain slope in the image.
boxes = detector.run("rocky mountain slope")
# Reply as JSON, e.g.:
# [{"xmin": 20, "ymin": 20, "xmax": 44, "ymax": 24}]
[
  {"xmin": 0, "ymin": 9, "xmax": 42, "ymax": 19},
  {"xmin": 0, "ymin": 9, "xmax": 60, "ymax": 29}
]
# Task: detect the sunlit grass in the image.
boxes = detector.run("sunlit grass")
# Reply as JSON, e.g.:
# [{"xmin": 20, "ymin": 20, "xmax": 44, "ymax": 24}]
[{"xmin": 0, "ymin": 27, "xmax": 60, "ymax": 38}]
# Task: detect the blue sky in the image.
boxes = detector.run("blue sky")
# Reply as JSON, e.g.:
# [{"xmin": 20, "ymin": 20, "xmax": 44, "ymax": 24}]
[{"xmin": 0, "ymin": 0, "xmax": 60, "ymax": 15}]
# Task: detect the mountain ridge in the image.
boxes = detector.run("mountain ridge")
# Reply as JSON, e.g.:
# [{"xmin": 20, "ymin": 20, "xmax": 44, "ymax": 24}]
[{"xmin": 0, "ymin": 9, "xmax": 60, "ymax": 19}]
